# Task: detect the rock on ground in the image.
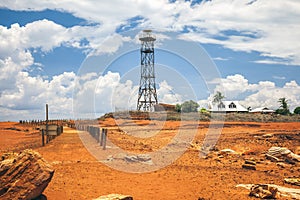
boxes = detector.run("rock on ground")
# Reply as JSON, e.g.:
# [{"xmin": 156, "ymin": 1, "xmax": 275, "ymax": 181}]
[
  {"xmin": 284, "ymin": 178, "xmax": 300, "ymax": 186},
  {"xmin": 93, "ymin": 194, "xmax": 133, "ymax": 200},
  {"xmin": 0, "ymin": 149, "xmax": 54, "ymax": 200},
  {"xmin": 266, "ymin": 146, "xmax": 300, "ymax": 163},
  {"xmin": 249, "ymin": 184, "xmax": 277, "ymax": 199},
  {"xmin": 237, "ymin": 184, "xmax": 300, "ymax": 199}
]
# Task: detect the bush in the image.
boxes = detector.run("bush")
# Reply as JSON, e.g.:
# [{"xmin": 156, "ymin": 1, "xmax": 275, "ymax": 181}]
[
  {"xmin": 175, "ymin": 104, "xmax": 181, "ymax": 113},
  {"xmin": 275, "ymin": 108, "xmax": 290, "ymax": 115},
  {"xmin": 294, "ymin": 107, "xmax": 300, "ymax": 114},
  {"xmin": 181, "ymin": 100, "xmax": 199, "ymax": 113},
  {"xmin": 200, "ymin": 107, "xmax": 209, "ymax": 113}
]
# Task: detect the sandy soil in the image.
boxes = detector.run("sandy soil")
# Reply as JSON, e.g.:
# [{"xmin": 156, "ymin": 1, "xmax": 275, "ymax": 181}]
[
  {"xmin": 0, "ymin": 122, "xmax": 41, "ymax": 152},
  {"xmin": 0, "ymin": 119, "xmax": 300, "ymax": 200}
]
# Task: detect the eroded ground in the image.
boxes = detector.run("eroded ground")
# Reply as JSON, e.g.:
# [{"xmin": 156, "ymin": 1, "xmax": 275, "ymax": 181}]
[{"xmin": 0, "ymin": 119, "xmax": 299, "ymax": 200}]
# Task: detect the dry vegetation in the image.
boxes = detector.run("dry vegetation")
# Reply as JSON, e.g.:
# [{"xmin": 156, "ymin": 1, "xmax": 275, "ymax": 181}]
[{"xmin": 100, "ymin": 111, "xmax": 300, "ymax": 122}]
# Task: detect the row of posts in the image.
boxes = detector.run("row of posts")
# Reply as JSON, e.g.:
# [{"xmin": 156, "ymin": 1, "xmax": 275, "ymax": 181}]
[
  {"xmin": 19, "ymin": 119, "xmax": 69, "ymax": 126},
  {"xmin": 77, "ymin": 125, "xmax": 108, "ymax": 150}
]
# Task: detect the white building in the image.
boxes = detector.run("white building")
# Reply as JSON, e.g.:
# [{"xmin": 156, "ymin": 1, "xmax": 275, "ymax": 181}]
[
  {"xmin": 249, "ymin": 107, "xmax": 275, "ymax": 114},
  {"xmin": 208, "ymin": 101, "xmax": 248, "ymax": 113}
]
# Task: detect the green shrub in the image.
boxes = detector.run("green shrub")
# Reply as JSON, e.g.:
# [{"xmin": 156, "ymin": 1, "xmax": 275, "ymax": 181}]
[
  {"xmin": 294, "ymin": 107, "xmax": 300, "ymax": 114},
  {"xmin": 181, "ymin": 100, "xmax": 199, "ymax": 113}
]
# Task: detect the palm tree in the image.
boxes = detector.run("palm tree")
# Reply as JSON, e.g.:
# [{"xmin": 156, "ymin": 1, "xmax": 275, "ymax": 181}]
[
  {"xmin": 278, "ymin": 97, "xmax": 288, "ymax": 109},
  {"xmin": 212, "ymin": 91, "xmax": 225, "ymax": 110},
  {"xmin": 276, "ymin": 97, "xmax": 290, "ymax": 115}
]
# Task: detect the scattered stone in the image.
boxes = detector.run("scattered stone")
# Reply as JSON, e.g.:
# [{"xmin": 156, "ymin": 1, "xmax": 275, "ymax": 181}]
[
  {"xmin": 266, "ymin": 147, "xmax": 300, "ymax": 164},
  {"xmin": 249, "ymin": 184, "xmax": 277, "ymax": 199},
  {"xmin": 242, "ymin": 160, "xmax": 256, "ymax": 170},
  {"xmin": 105, "ymin": 153, "xmax": 153, "ymax": 164},
  {"xmin": 284, "ymin": 178, "xmax": 300, "ymax": 186},
  {"xmin": 288, "ymin": 153, "xmax": 300, "ymax": 162},
  {"xmin": 124, "ymin": 155, "xmax": 138, "ymax": 162},
  {"xmin": 0, "ymin": 149, "xmax": 54, "ymax": 200},
  {"xmin": 262, "ymin": 134, "xmax": 274, "ymax": 138},
  {"xmin": 93, "ymin": 194, "xmax": 133, "ymax": 200},
  {"xmin": 136, "ymin": 154, "xmax": 151, "ymax": 162},
  {"xmin": 267, "ymin": 146, "xmax": 291, "ymax": 158},
  {"xmin": 276, "ymin": 162, "xmax": 287, "ymax": 168},
  {"xmin": 255, "ymin": 134, "xmax": 274, "ymax": 139},
  {"xmin": 284, "ymin": 158, "xmax": 296, "ymax": 165},
  {"xmin": 242, "ymin": 164, "xmax": 256, "ymax": 170},
  {"xmin": 237, "ymin": 184, "xmax": 300, "ymax": 199},
  {"xmin": 220, "ymin": 149, "xmax": 237, "ymax": 155},
  {"xmin": 245, "ymin": 160, "xmax": 256, "ymax": 165},
  {"xmin": 266, "ymin": 154, "xmax": 281, "ymax": 162}
]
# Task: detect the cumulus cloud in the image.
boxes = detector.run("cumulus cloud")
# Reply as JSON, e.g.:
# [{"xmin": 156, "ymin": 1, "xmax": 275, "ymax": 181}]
[
  {"xmin": 179, "ymin": 0, "xmax": 300, "ymax": 64},
  {"xmin": 157, "ymin": 80, "xmax": 182, "ymax": 104},
  {"xmin": 1, "ymin": 0, "xmax": 300, "ymax": 64},
  {"xmin": 0, "ymin": 19, "xmax": 127, "ymax": 59},
  {"xmin": 1, "ymin": 1, "xmax": 300, "ymax": 119},
  {"xmin": 73, "ymin": 72, "xmax": 182, "ymax": 116},
  {"xmin": 0, "ymin": 70, "xmax": 76, "ymax": 118},
  {"xmin": 210, "ymin": 74, "xmax": 300, "ymax": 111},
  {"xmin": 1, "ymin": 0, "xmax": 300, "ymax": 67}
]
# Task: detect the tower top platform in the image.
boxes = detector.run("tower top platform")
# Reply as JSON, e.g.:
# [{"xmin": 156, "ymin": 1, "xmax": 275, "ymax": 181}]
[{"xmin": 139, "ymin": 29, "xmax": 156, "ymax": 42}]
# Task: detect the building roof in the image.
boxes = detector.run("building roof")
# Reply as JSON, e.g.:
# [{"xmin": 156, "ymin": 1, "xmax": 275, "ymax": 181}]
[
  {"xmin": 249, "ymin": 107, "xmax": 275, "ymax": 113},
  {"xmin": 208, "ymin": 101, "xmax": 248, "ymax": 112},
  {"xmin": 154, "ymin": 103, "xmax": 175, "ymax": 112}
]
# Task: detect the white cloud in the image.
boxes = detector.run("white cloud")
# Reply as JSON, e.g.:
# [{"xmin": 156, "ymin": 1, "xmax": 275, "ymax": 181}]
[
  {"xmin": 272, "ymin": 76, "xmax": 286, "ymax": 80},
  {"xmin": 179, "ymin": 0, "xmax": 300, "ymax": 65},
  {"xmin": 253, "ymin": 59, "xmax": 294, "ymax": 66},
  {"xmin": 213, "ymin": 57, "xmax": 229, "ymax": 61},
  {"xmin": 0, "ymin": 21, "xmax": 67, "ymax": 55},
  {"xmin": 210, "ymin": 74, "xmax": 300, "ymax": 111},
  {"xmin": 213, "ymin": 74, "xmax": 252, "ymax": 99},
  {"xmin": 1, "ymin": 1, "xmax": 300, "ymax": 64},
  {"xmin": 73, "ymin": 72, "xmax": 182, "ymax": 119},
  {"xmin": 157, "ymin": 80, "xmax": 182, "ymax": 104},
  {"xmin": 1, "ymin": 0, "xmax": 300, "ymax": 119},
  {"xmin": 0, "ymin": 70, "xmax": 76, "ymax": 112},
  {"xmin": 0, "ymin": 19, "xmax": 134, "ymax": 63}
]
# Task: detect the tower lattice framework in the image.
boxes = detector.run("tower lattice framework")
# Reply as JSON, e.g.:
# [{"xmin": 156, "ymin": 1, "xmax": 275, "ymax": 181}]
[{"xmin": 137, "ymin": 30, "xmax": 158, "ymax": 111}]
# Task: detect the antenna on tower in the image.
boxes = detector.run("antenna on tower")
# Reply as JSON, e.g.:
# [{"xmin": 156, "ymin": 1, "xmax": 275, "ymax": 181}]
[{"xmin": 137, "ymin": 30, "xmax": 158, "ymax": 111}]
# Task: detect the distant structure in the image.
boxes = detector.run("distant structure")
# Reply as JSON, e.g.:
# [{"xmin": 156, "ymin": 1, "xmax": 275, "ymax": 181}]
[
  {"xmin": 249, "ymin": 107, "xmax": 275, "ymax": 114},
  {"xmin": 154, "ymin": 103, "xmax": 176, "ymax": 112},
  {"xmin": 209, "ymin": 101, "xmax": 248, "ymax": 113},
  {"xmin": 137, "ymin": 30, "xmax": 158, "ymax": 111}
]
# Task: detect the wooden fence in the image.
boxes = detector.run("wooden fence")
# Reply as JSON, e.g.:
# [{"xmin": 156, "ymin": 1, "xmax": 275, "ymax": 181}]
[
  {"xmin": 18, "ymin": 119, "xmax": 107, "ymax": 149},
  {"xmin": 76, "ymin": 124, "xmax": 108, "ymax": 150}
]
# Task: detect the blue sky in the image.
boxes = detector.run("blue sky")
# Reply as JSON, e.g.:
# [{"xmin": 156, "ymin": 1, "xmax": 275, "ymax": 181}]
[{"xmin": 0, "ymin": 0, "xmax": 300, "ymax": 120}]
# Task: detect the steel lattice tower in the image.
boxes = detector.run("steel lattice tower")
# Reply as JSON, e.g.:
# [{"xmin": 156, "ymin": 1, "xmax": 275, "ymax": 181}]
[{"xmin": 137, "ymin": 30, "xmax": 158, "ymax": 111}]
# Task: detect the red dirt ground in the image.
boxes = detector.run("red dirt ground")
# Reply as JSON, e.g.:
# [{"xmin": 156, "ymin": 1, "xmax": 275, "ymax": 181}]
[{"xmin": 0, "ymin": 119, "xmax": 300, "ymax": 200}]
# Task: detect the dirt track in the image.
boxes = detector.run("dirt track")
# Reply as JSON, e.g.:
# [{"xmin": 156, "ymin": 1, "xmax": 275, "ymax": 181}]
[{"xmin": 1, "ymin": 120, "xmax": 300, "ymax": 199}]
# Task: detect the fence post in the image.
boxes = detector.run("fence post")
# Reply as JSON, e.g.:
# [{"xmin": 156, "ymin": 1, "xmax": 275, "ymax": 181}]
[
  {"xmin": 92, "ymin": 127, "xmax": 96, "ymax": 139},
  {"xmin": 103, "ymin": 128, "xmax": 107, "ymax": 150},
  {"xmin": 97, "ymin": 127, "xmax": 100, "ymax": 143},
  {"xmin": 100, "ymin": 128, "xmax": 104, "ymax": 146},
  {"xmin": 45, "ymin": 104, "xmax": 49, "ymax": 144},
  {"xmin": 42, "ymin": 129, "xmax": 45, "ymax": 146}
]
